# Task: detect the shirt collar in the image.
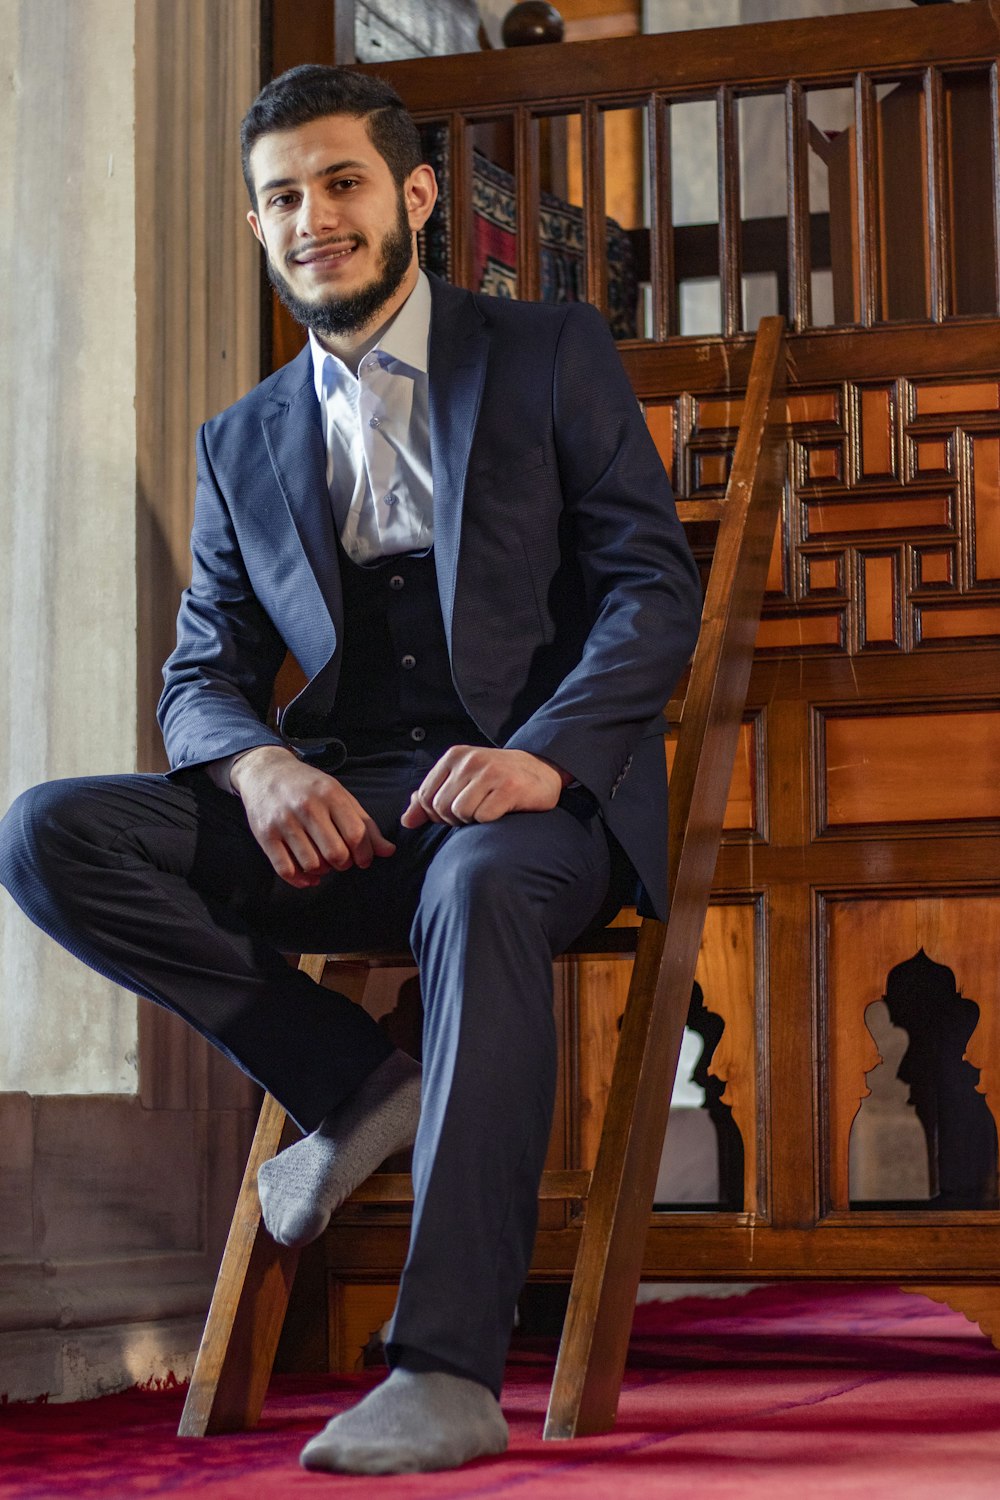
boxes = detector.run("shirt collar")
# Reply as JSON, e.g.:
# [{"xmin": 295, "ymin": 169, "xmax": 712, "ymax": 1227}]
[{"xmin": 310, "ymin": 269, "xmax": 431, "ymax": 403}]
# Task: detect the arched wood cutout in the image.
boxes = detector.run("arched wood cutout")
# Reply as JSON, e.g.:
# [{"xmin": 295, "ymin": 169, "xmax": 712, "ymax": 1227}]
[{"xmin": 902, "ymin": 1284, "xmax": 1000, "ymax": 1349}]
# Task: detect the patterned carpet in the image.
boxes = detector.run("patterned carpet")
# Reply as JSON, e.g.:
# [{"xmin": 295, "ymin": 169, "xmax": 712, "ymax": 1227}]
[{"xmin": 2, "ymin": 1284, "xmax": 999, "ymax": 1498}]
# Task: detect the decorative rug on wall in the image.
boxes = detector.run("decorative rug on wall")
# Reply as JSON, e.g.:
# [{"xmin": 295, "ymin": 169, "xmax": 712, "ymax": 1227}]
[
  {"xmin": 418, "ymin": 133, "xmax": 639, "ymax": 340},
  {"xmin": 2, "ymin": 1284, "xmax": 999, "ymax": 1498}
]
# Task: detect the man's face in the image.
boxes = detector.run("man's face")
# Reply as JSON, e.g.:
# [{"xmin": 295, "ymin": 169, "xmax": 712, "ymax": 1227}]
[{"xmin": 247, "ymin": 113, "xmax": 437, "ymax": 340}]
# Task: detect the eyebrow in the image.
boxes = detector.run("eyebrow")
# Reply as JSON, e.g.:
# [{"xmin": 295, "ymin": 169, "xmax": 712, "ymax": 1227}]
[{"xmin": 257, "ymin": 159, "xmax": 369, "ymax": 196}]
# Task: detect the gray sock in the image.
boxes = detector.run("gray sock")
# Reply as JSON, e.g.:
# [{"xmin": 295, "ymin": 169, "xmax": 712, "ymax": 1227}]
[
  {"xmin": 258, "ymin": 1050, "xmax": 421, "ymax": 1248},
  {"xmin": 299, "ymin": 1368, "xmax": 509, "ymax": 1475}
]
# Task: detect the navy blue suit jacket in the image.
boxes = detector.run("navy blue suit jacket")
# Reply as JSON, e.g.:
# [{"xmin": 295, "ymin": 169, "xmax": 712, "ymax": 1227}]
[{"xmin": 159, "ymin": 275, "xmax": 702, "ymax": 919}]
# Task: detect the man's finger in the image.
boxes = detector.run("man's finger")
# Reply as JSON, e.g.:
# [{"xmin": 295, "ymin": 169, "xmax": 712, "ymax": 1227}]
[
  {"xmin": 450, "ymin": 779, "xmax": 502, "ymax": 824},
  {"xmin": 362, "ymin": 816, "xmax": 396, "ymax": 858},
  {"xmin": 282, "ymin": 818, "xmax": 341, "ymax": 875},
  {"xmin": 400, "ymin": 792, "xmax": 430, "ymax": 829},
  {"xmin": 309, "ymin": 797, "xmax": 396, "ymax": 870},
  {"xmin": 264, "ymin": 834, "xmax": 325, "ymax": 887}
]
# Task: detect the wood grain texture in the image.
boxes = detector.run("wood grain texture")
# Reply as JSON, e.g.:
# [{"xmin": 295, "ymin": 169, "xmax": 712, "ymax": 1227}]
[
  {"xmin": 360, "ymin": 5, "xmax": 999, "ymax": 114},
  {"xmin": 823, "ymin": 709, "xmax": 1000, "ymax": 827},
  {"xmin": 696, "ymin": 904, "xmax": 759, "ymax": 1214},
  {"xmin": 826, "ymin": 897, "xmax": 1000, "ymax": 1214},
  {"xmin": 904, "ymin": 1284, "xmax": 1000, "ymax": 1349},
  {"xmin": 545, "ymin": 318, "xmax": 786, "ymax": 1438},
  {"xmin": 178, "ymin": 1093, "xmax": 298, "ymax": 1436}
]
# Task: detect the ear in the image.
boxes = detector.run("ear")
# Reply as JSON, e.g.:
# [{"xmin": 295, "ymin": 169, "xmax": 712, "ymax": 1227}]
[
  {"xmin": 403, "ymin": 163, "xmax": 438, "ymax": 234},
  {"xmin": 247, "ymin": 209, "xmax": 265, "ymax": 247}
]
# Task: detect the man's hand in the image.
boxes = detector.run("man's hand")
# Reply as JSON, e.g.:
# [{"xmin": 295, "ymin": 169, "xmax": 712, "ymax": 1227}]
[
  {"xmin": 231, "ymin": 746, "xmax": 395, "ymax": 887},
  {"xmin": 401, "ymin": 746, "xmax": 571, "ymax": 830}
]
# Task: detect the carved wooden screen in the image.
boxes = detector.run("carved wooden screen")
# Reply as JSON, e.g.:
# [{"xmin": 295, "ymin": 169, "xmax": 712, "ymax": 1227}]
[{"xmin": 311, "ymin": 3, "xmax": 1000, "ymax": 1363}]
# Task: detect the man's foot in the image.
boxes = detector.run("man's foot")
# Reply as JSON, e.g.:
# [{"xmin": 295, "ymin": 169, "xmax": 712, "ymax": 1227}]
[
  {"xmin": 257, "ymin": 1050, "xmax": 421, "ymax": 1247},
  {"xmin": 300, "ymin": 1368, "xmax": 509, "ymax": 1475}
]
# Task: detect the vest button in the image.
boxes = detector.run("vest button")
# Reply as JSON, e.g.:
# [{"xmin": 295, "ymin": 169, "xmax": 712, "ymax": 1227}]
[
  {"xmin": 401, "ymin": 653, "xmax": 416, "ymax": 670},
  {"xmin": 410, "ymin": 726, "xmax": 426, "ymax": 743},
  {"xmin": 389, "ymin": 574, "xmax": 405, "ymax": 590}
]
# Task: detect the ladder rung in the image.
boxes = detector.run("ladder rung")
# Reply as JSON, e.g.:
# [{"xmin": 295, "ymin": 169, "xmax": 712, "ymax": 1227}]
[
  {"xmin": 347, "ymin": 1168, "xmax": 592, "ymax": 1204},
  {"xmin": 676, "ymin": 499, "xmax": 725, "ymax": 523}
]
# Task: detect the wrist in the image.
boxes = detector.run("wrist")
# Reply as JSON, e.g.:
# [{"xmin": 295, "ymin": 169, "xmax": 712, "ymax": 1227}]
[
  {"xmin": 532, "ymin": 753, "xmax": 574, "ymax": 789},
  {"xmin": 230, "ymin": 744, "xmax": 297, "ymax": 795}
]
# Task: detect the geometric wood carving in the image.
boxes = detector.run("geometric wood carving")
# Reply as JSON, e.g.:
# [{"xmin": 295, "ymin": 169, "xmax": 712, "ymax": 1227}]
[
  {"xmin": 575, "ymin": 902, "xmax": 757, "ymax": 1210},
  {"xmin": 650, "ymin": 375, "xmax": 1000, "ymax": 657},
  {"xmin": 690, "ymin": 902, "xmax": 758, "ymax": 1212},
  {"xmin": 851, "ymin": 951, "xmax": 998, "ymax": 1207},
  {"xmin": 826, "ymin": 896, "xmax": 1000, "ymax": 1212}
]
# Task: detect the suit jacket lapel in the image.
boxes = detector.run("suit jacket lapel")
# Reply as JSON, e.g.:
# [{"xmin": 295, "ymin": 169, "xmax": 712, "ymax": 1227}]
[
  {"xmin": 260, "ymin": 346, "xmax": 342, "ymax": 662},
  {"xmin": 427, "ymin": 277, "xmax": 488, "ymax": 653}
]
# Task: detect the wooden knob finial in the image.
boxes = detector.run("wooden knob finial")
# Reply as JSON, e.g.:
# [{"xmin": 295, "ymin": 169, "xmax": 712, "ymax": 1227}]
[{"xmin": 501, "ymin": 2, "xmax": 565, "ymax": 47}]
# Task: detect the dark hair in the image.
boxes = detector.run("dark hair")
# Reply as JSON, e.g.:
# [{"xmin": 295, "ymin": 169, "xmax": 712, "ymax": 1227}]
[{"xmin": 241, "ymin": 64, "xmax": 424, "ymax": 207}]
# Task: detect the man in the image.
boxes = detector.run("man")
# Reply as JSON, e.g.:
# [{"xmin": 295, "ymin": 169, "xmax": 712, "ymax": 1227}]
[{"xmin": 0, "ymin": 66, "xmax": 701, "ymax": 1473}]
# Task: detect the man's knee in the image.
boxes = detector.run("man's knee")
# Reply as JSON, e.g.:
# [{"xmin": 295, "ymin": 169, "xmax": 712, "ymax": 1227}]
[
  {"xmin": 411, "ymin": 813, "xmax": 611, "ymax": 967},
  {"xmin": 0, "ymin": 778, "xmax": 128, "ymax": 903},
  {"xmin": 416, "ymin": 827, "xmax": 529, "ymax": 927},
  {"xmin": 0, "ymin": 781, "xmax": 76, "ymax": 894}
]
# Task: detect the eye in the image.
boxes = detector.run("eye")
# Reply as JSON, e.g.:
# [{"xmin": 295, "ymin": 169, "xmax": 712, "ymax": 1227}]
[
  {"xmin": 333, "ymin": 177, "xmax": 361, "ymax": 191},
  {"xmin": 268, "ymin": 192, "xmax": 297, "ymax": 209}
]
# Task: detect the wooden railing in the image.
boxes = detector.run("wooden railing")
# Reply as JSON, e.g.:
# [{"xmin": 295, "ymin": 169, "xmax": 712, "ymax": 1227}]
[{"xmin": 364, "ymin": 2, "xmax": 1000, "ymax": 339}]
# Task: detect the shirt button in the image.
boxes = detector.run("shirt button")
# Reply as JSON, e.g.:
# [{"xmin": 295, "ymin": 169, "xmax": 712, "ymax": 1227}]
[
  {"xmin": 369, "ymin": 415, "xmax": 381, "ymax": 429},
  {"xmin": 410, "ymin": 726, "xmax": 426, "ymax": 743},
  {"xmin": 385, "ymin": 491, "xmax": 398, "ymax": 506},
  {"xmin": 401, "ymin": 654, "xmax": 416, "ymax": 670},
  {"xmin": 389, "ymin": 574, "xmax": 405, "ymax": 591}
]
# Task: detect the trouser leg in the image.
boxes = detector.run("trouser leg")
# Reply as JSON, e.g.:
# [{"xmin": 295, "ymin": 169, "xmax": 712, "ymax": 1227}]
[
  {"xmin": 0, "ymin": 772, "xmax": 419, "ymax": 1130},
  {"xmin": 386, "ymin": 794, "xmax": 612, "ymax": 1395}
]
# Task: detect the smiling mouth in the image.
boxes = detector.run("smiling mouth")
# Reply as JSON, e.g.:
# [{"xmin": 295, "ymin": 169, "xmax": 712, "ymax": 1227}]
[{"xmin": 293, "ymin": 241, "xmax": 361, "ymax": 268}]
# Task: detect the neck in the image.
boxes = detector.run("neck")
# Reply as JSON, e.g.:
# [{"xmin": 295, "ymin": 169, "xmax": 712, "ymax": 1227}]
[{"xmin": 314, "ymin": 259, "xmax": 420, "ymax": 375}]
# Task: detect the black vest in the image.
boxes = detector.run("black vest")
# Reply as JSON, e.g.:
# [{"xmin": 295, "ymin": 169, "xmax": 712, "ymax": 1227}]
[{"xmin": 332, "ymin": 542, "xmax": 488, "ymax": 758}]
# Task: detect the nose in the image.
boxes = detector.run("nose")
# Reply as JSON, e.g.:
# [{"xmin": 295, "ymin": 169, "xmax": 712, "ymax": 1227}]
[{"xmin": 295, "ymin": 187, "xmax": 338, "ymax": 240}]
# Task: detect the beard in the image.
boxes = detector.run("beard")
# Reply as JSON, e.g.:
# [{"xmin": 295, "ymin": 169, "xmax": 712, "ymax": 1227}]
[{"xmin": 266, "ymin": 190, "xmax": 415, "ymax": 339}]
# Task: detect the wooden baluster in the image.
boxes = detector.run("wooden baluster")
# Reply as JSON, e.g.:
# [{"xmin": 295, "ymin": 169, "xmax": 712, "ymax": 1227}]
[
  {"xmin": 717, "ymin": 85, "xmax": 742, "ymax": 338},
  {"xmin": 582, "ymin": 100, "xmax": 608, "ymax": 317},
  {"xmin": 649, "ymin": 94, "xmax": 676, "ymax": 341},
  {"xmin": 449, "ymin": 113, "xmax": 474, "ymax": 290},
  {"xmin": 515, "ymin": 106, "xmax": 541, "ymax": 303},
  {"xmin": 785, "ymin": 80, "xmax": 812, "ymax": 332},
  {"xmin": 854, "ymin": 71, "xmax": 880, "ymax": 326},
  {"xmin": 923, "ymin": 67, "xmax": 949, "ymax": 323},
  {"xmin": 990, "ymin": 60, "xmax": 1000, "ymax": 314}
]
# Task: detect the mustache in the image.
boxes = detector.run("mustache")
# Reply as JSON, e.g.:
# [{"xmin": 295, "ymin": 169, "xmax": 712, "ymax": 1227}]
[{"xmin": 287, "ymin": 233, "xmax": 366, "ymax": 267}]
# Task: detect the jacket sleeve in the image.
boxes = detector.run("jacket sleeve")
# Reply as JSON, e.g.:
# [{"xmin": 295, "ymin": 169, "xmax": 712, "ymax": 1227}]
[
  {"xmin": 157, "ymin": 422, "xmax": 288, "ymax": 773},
  {"xmin": 505, "ymin": 302, "xmax": 702, "ymax": 801}
]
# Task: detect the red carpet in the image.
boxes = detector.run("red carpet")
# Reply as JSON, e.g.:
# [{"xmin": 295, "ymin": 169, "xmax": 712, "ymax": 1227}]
[{"xmin": 2, "ymin": 1284, "xmax": 999, "ymax": 1498}]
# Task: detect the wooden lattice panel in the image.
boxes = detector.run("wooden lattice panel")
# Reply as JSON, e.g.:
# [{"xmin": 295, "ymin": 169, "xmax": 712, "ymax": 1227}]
[{"xmin": 646, "ymin": 377, "xmax": 1000, "ymax": 654}]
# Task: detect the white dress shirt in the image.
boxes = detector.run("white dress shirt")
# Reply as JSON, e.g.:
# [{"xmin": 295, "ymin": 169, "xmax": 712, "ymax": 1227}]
[
  {"xmin": 309, "ymin": 269, "xmax": 434, "ymax": 564},
  {"xmin": 211, "ymin": 274, "xmax": 434, "ymax": 792}
]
